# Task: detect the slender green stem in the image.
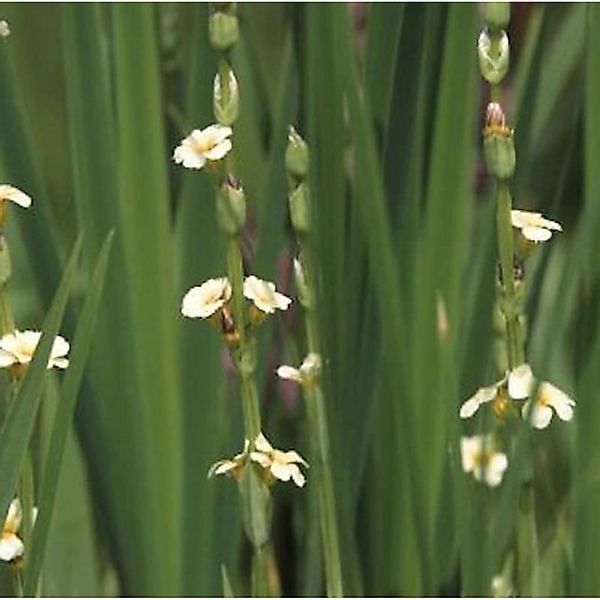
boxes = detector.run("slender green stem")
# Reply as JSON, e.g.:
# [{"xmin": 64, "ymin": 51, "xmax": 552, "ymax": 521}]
[
  {"xmin": 297, "ymin": 241, "xmax": 344, "ymax": 596},
  {"xmin": 496, "ymin": 181, "xmax": 523, "ymax": 368},
  {"xmin": 0, "ymin": 286, "xmax": 15, "ymax": 334},
  {"xmin": 226, "ymin": 237, "xmax": 261, "ymax": 439}
]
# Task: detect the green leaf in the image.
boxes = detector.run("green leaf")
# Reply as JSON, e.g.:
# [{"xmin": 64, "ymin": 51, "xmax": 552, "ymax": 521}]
[
  {"xmin": 23, "ymin": 232, "xmax": 113, "ymax": 596},
  {"xmin": 221, "ymin": 563, "xmax": 235, "ymax": 598}
]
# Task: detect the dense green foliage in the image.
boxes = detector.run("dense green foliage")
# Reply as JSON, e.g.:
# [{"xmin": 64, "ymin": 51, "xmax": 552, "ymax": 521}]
[{"xmin": 0, "ymin": 3, "xmax": 598, "ymax": 596}]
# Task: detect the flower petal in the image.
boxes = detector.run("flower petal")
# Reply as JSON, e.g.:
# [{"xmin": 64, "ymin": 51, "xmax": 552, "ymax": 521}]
[
  {"xmin": 279, "ymin": 450, "xmax": 309, "ymax": 468},
  {"xmin": 203, "ymin": 139, "xmax": 232, "ymax": 161},
  {"xmin": 0, "ymin": 349, "xmax": 16, "ymax": 367},
  {"xmin": 250, "ymin": 451, "xmax": 271, "ymax": 468},
  {"xmin": 460, "ymin": 436, "xmax": 479, "ymax": 473},
  {"xmin": 0, "ymin": 184, "xmax": 32, "ymax": 208},
  {"xmin": 484, "ymin": 453, "xmax": 508, "ymax": 487},
  {"xmin": 0, "ymin": 533, "xmax": 23, "ymax": 562},
  {"xmin": 254, "ymin": 432, "xmax": 274, "ymax": 454},
  {"xmin": 459, "ymin": 384, "xmax": 498, "ymax": 418},
  {"xmin": 276, "ymin": 365, "xmax": 302, "ymax": 383},
  {"xmin": 540, "ymin": 382, "xmax": 575, "ymax": 422},
  {"xmin": 508, "ymin": 363, "xmax": 535, "ymax": 399},
  {"xmin": 523, "ymin": 400, "xmax": 553, "ymax": 429},
  {"xmin": 521, "ymin": 226, "xmax": 552, "ymax": 243}
]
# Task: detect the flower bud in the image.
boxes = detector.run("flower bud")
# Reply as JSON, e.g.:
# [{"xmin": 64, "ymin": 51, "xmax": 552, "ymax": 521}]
[
  {"xmin": 293, "ymin": 257, "xmax": 312, "ymax": 309},
  {"xmin": 483, "ymin": 103, "xmax": 515, "ymax": 180},
  {"xmin": 213, "ymin": 68, "xmax": 240, "ymax": 126},
  {"xmin": 288, "ymin": 182, "xmax": 311, "ymax": 235},
  {"xmin": 286, "ymin": 126, "xmax": 309, "ymax": 180},
  {"xmin": 478, "ymin": 28, "xmax": 510, "ymax": 85},
  {"xmin": 217, "ymin": 175, "xmax": 246, "ymax": 236},
  {"xmin": 0, "ymin": 236, "xmax": 11, "ymax": 287},
  {"xmin": 209, "ymin": 11, "xmax": 239, "ymax": 52},
  {"xmin": 484, "ymin": 3, "xmax": 510, "ymax": 33}
]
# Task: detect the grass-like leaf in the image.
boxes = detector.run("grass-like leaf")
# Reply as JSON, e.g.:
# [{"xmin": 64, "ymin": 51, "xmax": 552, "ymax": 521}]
[{"xmin": 23, "ymin": 232, "xmax": 113, "ymax": 596}]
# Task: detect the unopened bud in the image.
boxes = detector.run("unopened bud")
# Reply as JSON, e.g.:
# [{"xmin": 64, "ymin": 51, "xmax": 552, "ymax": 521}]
[
  {"xmin": 288, "ymin": 182, "xmax": 311, "ymax": 235},
  {"xmin": 217, "ymin": 175, "xmax": 246, "ymax": 236},
  {"xmin": 478, "ymin": 28, "xmax": 510, "ymax": 85},
  {"xmin": 286, "ymin": 126, "xmax": 309, "ymax": 180},
  {"xmin": 209, "ymin": 11, "xmax": 239, "ymax": 52},
  {"xmin": 484, "ymin": 3, "xmax": 510, "ymax": 33},
  {"xmin": 293, "ymin": 257, "xmax": 311, "ymax": 308},
  {"xmin": 213, "ymin": 68, "xmax": 239, "ymax": 126},
  {"xmin": 0, "ymin": 236, "xmax": 11, "ymax": 286},
  {"xmin": 483, "ymin": 103, "xmax": 515, "ymax": 180}
]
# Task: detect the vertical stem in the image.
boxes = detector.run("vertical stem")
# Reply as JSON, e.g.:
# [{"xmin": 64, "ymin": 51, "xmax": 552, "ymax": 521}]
[
  {"xmin": 298, "ymin": 238, "xmax": 344, "ymax": 597},
  {"xmin": 226, "ymin": 237, "xmax": 261, "ymax": 438}
]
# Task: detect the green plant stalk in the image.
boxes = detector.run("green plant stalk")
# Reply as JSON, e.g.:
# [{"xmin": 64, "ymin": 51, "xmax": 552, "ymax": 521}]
[
  {"xmin": 495, "ymin": 181, "xmax": 523, "ymax": 368},
  {"xmin": 226, "ymin": 236, "xmax": 261, "ymax": 439},
  {"xmin": 299, "ymin": 243, "xmax": 344, "ymax": 598}
]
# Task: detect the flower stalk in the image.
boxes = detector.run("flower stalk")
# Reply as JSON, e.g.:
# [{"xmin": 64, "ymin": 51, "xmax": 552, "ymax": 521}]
[{"xmin": 284, "ymin": 127, "xmax": 344, "ymax": 597}]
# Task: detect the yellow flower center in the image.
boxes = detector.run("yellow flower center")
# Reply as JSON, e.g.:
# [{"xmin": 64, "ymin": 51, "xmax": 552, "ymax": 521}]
[
  {"xmin": 194, "ymin": 136, "xmax": 215, "ymax": 154},
  {"xmin": 492, "ymin": 391, "xmax": 510, "ymax": 419}
]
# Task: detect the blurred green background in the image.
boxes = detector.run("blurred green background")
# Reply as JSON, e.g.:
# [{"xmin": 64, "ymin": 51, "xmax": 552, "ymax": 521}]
[{"xmin": 0, "ymin": 2, "xmax": 599, "ymax": 596}]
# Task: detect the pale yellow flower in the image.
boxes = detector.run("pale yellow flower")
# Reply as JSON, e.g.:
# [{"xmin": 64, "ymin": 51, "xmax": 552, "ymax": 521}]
[
  {"xmin": 511, "ymin": 209, "xmax": 562, "ymax": 243},
  {"xmin": 0, "ymin": 184, "xmax": 32, "ymax": 209},
  {"xmin": 0, "ymin": 499, "xmax": 23, "ymax": 562},
  {"xmin": 208, "ymin": 439, "xmax": 249, "ymax": 481},
  {"xmin": 460, "ymin": 435, "xmax": 508, "ymax": 487},
  {"xmin": 181, "ymin": 277, "xmax": 232, "ymax": 319},
  {"xmin": 276, "ymin": 353, "xmax": 321, "ymax": 386},
  {"xmin": 244, "ymin": 275, "xmax": 292, "ymax": 314},
  {"xmin": 173, "ymin": 124, "xmax": 232, "ymax": 170},
  {"xmin": 250, "ymin": 432, "xmax": 308, "ymax": 487},
  {"xmin": 0, "ymin": 330, "xmax": 69, "ymax": 370},
  {"xmin": 508, "ymin": 363, "xmax": 575, "ymax": 429}
]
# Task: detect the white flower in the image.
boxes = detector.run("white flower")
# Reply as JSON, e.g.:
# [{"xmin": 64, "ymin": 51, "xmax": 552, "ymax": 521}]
[
  {"xmin": 460, "ymin": 435, "xmax": 508, "ymax": 487},
  {"xmin": 250, "ymin": 432, "xmax": 308, "ymax": 488},
  {"xmin": 0, "ymin": 499, "xmax": 23, "ymax": 562},
  {"xmin": 0, "ymin": 20, "xmax": 10, "ymax": 38},
  {"xmin": 244, "ymin": 275, "xmax": 292, "ymax": 314},
  {"xmin": 208, "ymin": 439, "xmax": 249, "ymax": 481},
  {"xmin": 181, "ymin": 277, "xmax": 232, "ymax": 319},
  {"xmin": 0, "ymin": 184, "xmax": 32, "ymax": 208},
  {"xmin": 523, "ymin": 381, "xmax": 575, "ymax": 429},
  {"xmin": 0, "ymin": 330, "xmax": 69, "ymax": 370},
  {"xmin": 508, "ymin": 362, "xmax": 575, "ymax": 429},
  {"xmin": 511, "ymin": 209, "xmax": 562, "ymax": 243},
  {"xmin": 276, "ymin": 353, "xmax": 321, "ymax": 386},
  {"xmin": 173, "ymin": 124, "xmax": 232, "ymax": 170}
]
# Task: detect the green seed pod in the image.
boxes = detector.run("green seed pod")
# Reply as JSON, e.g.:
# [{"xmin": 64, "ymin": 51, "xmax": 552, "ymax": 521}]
[
  {"xmin": 484, "ymin": 3, "xmax": 510, "ymax": 33},
  {"xmin": 213, "ymin": 68, "xmax": 240, "ymax": 126},
  {"xmin": 478, "ymin": 28, "xmax": 510, "ymax": 85},
  {"xmin": 288, "ymin": 182, "xmax": 311, "ymax": 235},
  {"xmin": 217, "ymin": 176, "xmax": 246, "ymax": 236},
  {"xmin": 209, "ymin": 12, "xmax": 239, "ymax": 52},
  {"xmin": 286, "ymin": 126, "xmax": 309, "ymax": 180}
]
